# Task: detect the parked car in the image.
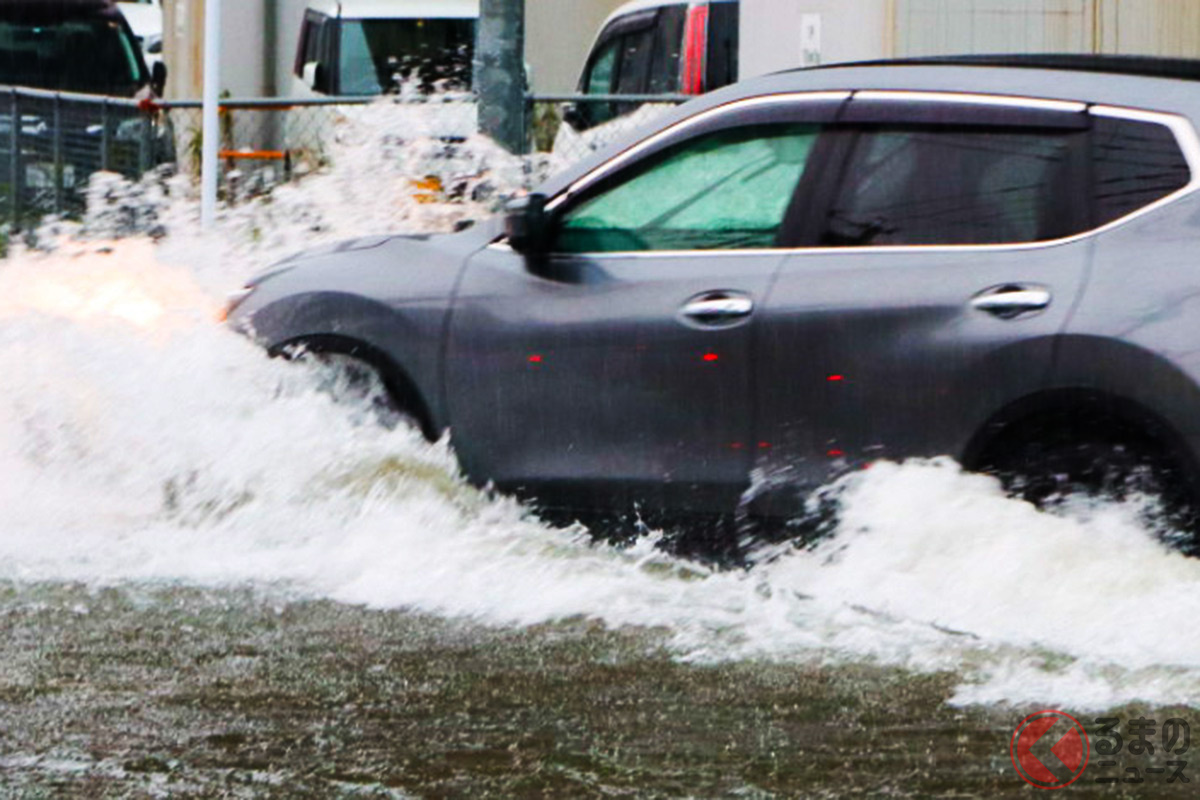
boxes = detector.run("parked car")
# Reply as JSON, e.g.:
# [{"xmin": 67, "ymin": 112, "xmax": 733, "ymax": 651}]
[
  {"xmin": 228, "ymin": 55, "xmax": 1200, "ymax": 544},
  {"xmin": 0, "ymin": 0, "xmax": 164, "ymax": 97},
  {"xmin": 291, "ymin": 0, "xmax": 477, "ymax": 97},
  {"xmin": 0, "ymin": 0, "xmax": 171, "ymax": 214},
  {"xmin": 566, "ymin": 0, "xmax": 738, "ymax": 130}
]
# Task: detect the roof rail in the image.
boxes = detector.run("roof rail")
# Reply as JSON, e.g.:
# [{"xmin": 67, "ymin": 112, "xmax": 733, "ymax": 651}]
[{"xmin": 794, "ymin": 54, "xmax": 1200, "ymax": 82}]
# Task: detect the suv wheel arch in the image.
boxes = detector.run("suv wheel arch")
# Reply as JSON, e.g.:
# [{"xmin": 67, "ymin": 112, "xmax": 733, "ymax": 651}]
[{"xmin": 269, "ymin": 334, "xmax": 439, "ymax": 442}]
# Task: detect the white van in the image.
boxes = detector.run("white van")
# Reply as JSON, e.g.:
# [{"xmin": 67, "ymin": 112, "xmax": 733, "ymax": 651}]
[
  {"xmin": 116, "ymin": 0, "xmax": 163, "ymax": 70},
  {"xmin": 292, "ymin": 0, "xmax": 478, "ymax": 97}
]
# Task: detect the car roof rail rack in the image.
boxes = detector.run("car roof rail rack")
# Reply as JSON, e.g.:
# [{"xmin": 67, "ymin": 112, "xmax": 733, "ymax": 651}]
[{"xmin": 797, "ymin": 53, "xmax": 1200, "ymax": 82}]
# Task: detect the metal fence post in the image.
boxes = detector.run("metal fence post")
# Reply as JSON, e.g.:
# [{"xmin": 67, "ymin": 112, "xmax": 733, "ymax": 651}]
[
  {"xmin": 475, "ymin": 0, "xmax": 527, "ymax": 154},
  {"xmin": 52, "ymin": 92, "xmax": 63, "ymax": 214},
  {"xmin": 139, "ymin": 105, "xmax": 152, "ymax": 175},
  {"xmin": 100, "ymin": 98, "xmax": 110, "ymax": 172},
  {"xmin": 10, "ymin": 88, "xmax": 21, "ymax": 228}
]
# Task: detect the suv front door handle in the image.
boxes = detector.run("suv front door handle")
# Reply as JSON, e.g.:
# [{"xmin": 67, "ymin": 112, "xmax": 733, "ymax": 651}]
[
  {"xmin": 970, "ymin": 285, "xmax": 1052, "ymax": 319},
  {"xmin": 680, "ymin": 291, "xmax": 755, "ymax": 327}
]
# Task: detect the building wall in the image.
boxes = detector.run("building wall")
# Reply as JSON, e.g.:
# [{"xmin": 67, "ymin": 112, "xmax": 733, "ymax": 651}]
[
  {"xmin": 167, "ymin": 0, "xmax": 627, "ymax": 99},
  {"xmin": 740, "ymin": 0, "xmax": 893, "ymax": 79},
  {"xmin": 741, "ymin": 0, "xmax": 1200, "ymax": 80},
  {"xmin": 164, "ymin": 0, "xmax": 1200, "ymax": 101},
  {"xmin": 1099, "ymin": 0, "xmax": 1200, "ymax": 57},
  {"xmin": 164, "ymin": 0, "xmax": 273, "ymax": 98},
  {"xmin": 526, "ymin": 0, "xmax": 629, "ymax": 94},
  {"xmin": 896, "ymin": 0, "xmax": 1094, "ymax": 56}
]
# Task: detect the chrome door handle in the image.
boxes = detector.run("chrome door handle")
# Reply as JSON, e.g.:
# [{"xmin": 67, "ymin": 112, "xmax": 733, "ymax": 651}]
[
  {"xmin": 680, "ymin": 292, "xmax": 755, "ymax": 327},
  {"xmin": 970, "ymin": 286, "xmax": 1052, "ymax": 318}
]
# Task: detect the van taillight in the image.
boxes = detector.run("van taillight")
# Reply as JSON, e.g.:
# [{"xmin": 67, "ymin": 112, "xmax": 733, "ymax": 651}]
[{"xmin": 682, "ymin": 3, "xmax": 709, "ymax": 95}]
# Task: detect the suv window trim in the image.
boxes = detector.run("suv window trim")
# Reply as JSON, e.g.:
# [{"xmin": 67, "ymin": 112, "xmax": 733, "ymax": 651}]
[{"xmin": 532, "ymin": 90, "xmax": 1200, "ymax": 259}]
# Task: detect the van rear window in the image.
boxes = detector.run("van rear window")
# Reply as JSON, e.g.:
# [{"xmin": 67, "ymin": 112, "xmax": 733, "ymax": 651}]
[{"xmin": 339, "ymin": 18, "xmax": 474, "ymax": 95}]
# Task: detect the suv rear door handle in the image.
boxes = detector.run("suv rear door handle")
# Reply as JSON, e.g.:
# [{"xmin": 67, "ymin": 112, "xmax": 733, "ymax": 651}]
[
  {"xmin": 680, "ymin": 291, "xmax": 754, "ymax": 327},
  {"xmin": 970, "ymin": 285, "xmax": 1052, "ymax": 319}
]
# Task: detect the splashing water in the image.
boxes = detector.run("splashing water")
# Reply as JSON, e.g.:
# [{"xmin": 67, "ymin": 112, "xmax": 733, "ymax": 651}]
[{"xmin": 4, "ymin": 100, "xmax": 1200, "ymax": 712}]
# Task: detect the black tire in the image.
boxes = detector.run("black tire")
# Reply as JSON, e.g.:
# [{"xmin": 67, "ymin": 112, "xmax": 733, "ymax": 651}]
[{"xmin": 976, "ymin": 416, "xmax": 1200, "ymax": 552}]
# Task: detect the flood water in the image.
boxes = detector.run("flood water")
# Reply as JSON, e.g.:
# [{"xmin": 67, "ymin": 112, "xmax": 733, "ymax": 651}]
[{"xmin": 2, "ymin": 101, "xmax": 1198, "ymax": 797}]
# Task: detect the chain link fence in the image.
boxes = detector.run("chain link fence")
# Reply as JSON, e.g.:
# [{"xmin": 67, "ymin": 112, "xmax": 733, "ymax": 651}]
[
  {"xmin": 0, "ymin": 87, "xmax": 687, "ymax": 229},
  {"xmin": 0, "ymin": 86, "xmax": 173, "ymax": 227},
  {"xmin": 157, "ymin": 94, "xmax": 478, "ymax": 185},
  {"xmin": 528, "ymin": 94, "xmax": 687, "ymax": 164}
]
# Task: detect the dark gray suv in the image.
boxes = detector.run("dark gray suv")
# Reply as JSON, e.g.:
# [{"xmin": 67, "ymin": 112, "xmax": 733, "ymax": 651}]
[{"xmin": 228, "ymin": 56, "xmax": 1200, "ymax": 537}]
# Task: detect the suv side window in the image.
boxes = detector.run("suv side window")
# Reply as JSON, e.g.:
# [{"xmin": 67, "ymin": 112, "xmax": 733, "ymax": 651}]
[
  {"xmin": 557, "ymin": 124, "xmax": 821, "ymax": 253},
  {"xmin": 1092, "ymin": 114, "xmax": 1191, "ymax": 226},
  {"xmin": 821, "ymin": 126, "xmax": 1083, "ymax": 246}
]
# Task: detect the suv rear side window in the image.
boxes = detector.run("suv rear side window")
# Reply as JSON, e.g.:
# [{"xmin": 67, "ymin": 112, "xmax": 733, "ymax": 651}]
[
  {"xmin": 821, "ymin": 126, "xmax": 1083, "ymax": 246},
  {"xmin": 1092, "ymin": 114, "xmax": 1191, "ymax": 227},
  {"xmin": 557, "ymin": 124, "xmax": 821, "ymax": 253}
]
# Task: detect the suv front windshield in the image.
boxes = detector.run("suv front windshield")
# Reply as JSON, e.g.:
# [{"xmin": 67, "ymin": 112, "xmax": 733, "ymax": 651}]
[
  {"xmin": 338, "ymin": 18, "xmax": 474, "ymax": 95},
  {"xmin": 0, "ymin": 17, "xmax": 144, "ymax": 95}
]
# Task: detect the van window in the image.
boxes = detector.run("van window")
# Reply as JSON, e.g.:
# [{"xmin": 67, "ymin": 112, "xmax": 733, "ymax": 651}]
[
  {"xmin": 615, "ymin": 25, "xmax": 653, "ymax": 94},
  {"xmin": 0, "ymin": 18, "xmax": 143, "ymax": 95},
  {"xmin": 705, "ymin": 1, "xmax": 739, "ymax": 91},
  {"xmin": 586, "ymin": 39, "xmax": 618, "ymax": 95},
  {"xmin": 647, "ymin": 4, "xmax": 685, "ymax": 93},
  {"xmin": 337, "ymin": 18, "xmax": 474, "ymax": 95}
]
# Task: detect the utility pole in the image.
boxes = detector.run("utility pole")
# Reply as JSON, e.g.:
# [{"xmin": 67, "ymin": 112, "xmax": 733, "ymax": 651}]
[
  {"xmin": 475, "ymin": 0, "xmax": 527, "ymax": 153},
  {"xmin": 201, "ymin": 0, "xmax": 221, "ymax": 228}
]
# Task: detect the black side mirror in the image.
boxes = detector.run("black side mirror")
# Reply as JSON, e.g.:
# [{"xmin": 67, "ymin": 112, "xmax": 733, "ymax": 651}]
[
  {"xmin": 151, "ymin": 62, "xmax": 167, "ymax": 97},
  {"xmin": 506, "ymin": 193, "xmax": 550, "ymax": 259}
]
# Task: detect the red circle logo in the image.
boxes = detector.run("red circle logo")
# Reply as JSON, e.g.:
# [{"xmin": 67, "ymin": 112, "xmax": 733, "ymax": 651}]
[{"xmin": 1010, "ymin": 710, "xmax": 1091, "ymax": 789}]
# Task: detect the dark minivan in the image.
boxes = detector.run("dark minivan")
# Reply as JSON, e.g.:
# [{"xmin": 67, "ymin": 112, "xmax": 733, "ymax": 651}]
[
  {"xmin": 567, "ymin": 0, "xmax": 738, "ymax": 130},
  {"xmin": 0, "ymin": 0, "xmax": 163, "ymax": 97}
]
